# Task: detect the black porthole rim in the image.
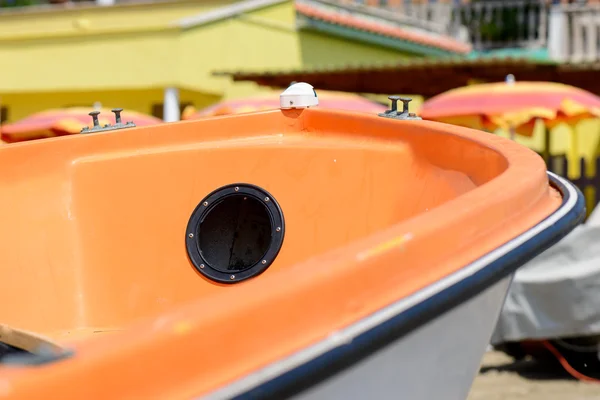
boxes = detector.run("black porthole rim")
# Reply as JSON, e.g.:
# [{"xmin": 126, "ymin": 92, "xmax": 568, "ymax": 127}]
[{"xmin": 185, "ymin": 183, "xmax": 285, "ymax": 284}]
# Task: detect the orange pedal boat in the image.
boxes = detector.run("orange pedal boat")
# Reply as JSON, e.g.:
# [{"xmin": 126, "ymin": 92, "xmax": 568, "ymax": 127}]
[{"xmin": 0, "ymin": 83, "xmax": 585, "ymax": 400}]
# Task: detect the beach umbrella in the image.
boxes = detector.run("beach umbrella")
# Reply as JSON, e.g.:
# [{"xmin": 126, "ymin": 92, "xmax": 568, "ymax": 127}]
[
  {"xmin": 419, "ymin": 79, "xmax": 600, "ymax": 135},
  {"xmin": 418, "ymin": 78, "xmax": 600, "ymax": 163},
  {"xmin": 183, "ymin": 90, "xmax": 387, "ymax": 120},
  {"xmin": 1, "ymin": 107, "xmax": 163, "ymax": 143}
]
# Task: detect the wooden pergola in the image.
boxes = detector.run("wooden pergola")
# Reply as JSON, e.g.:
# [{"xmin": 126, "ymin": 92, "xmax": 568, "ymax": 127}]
[{"xmin": 213, "ymin": 56, "xmax": 600, "ymax": 97}]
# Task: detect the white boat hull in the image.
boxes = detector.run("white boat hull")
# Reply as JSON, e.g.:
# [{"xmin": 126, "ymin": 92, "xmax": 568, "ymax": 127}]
[{"xmin": 289, "ymin": 275, "xmax": 513, "ymax": 400}]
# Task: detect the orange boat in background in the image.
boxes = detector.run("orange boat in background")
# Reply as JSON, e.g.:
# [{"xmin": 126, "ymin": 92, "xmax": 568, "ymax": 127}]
[
  {"xmin": 0, "ymin": 83, "xmax": 585, "ymax": 400},
  {"xmin": 0, "ymin": 107, "xmax": 162, "ymax": 143},
  {"xmin": 182, "ymin": 89, "xmax": 387, "ymax": 119}
]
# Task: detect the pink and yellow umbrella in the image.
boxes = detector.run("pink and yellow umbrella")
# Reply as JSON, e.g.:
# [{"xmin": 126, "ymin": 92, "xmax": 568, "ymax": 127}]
[
  {"xmin": 1, "ymin": 107, "xmax": 163, "ymax": 143},
  {"xmin": 183, "ymin": 90, "xmax": 387, "ymax": 120},
  {"xmin": 418, "ymin": 81, "xmax": 600, "ymax": 137}
]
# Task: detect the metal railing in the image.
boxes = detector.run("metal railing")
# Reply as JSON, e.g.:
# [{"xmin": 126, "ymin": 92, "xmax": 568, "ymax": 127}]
[
  {"xmin": 333, "ymin": 0, "xmax": 549, "ymax": 50},
  {"xmin": 307, "ymin": 0, "xmax": 463, "ymax": 39},
  {"xmin": 326, "ymin": 0, "xmax": 600, "ymax": 61},
  {"xmin": 450, "ymin": 0, "xmax": 549, "ymax": 50}
]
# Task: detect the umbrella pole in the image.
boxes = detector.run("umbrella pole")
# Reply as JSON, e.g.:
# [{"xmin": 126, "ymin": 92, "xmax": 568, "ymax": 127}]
[
  {"xmin": 543, "ymin": 126, "xmax": 551, "ymax": 169},
  {"xmin": 571, "ymin": 126, "xmax": 580, "ymax": 179}
]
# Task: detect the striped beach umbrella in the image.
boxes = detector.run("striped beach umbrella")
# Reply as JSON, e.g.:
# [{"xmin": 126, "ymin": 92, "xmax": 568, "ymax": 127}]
[
  {"xmin": 418, "ymin": 81, "xmax": 600, "ymax": 137},
  {"xmin": 183, "ymin": 90, "xmax": 387, "ymax": 120},
  {"xmin": 1, "ymin": 107, "xmax": 163, "ymax": 143}
]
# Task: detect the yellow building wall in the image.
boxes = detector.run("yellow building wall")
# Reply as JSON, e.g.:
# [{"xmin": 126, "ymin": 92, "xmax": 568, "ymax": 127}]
[
  {"xmin": 0, "ymin": 89, "xmax": 221, "ymax": 123},
  {"xmin": 0, "ymin": 0, "xmax": 237, "ymax": 37},
  {"xmin": 178, "ymin": 1, "xmax": 414, "ymax": 100},
  {"xmin": 0, "ymin": 0, "xmax": 417, "ymax": 121}
]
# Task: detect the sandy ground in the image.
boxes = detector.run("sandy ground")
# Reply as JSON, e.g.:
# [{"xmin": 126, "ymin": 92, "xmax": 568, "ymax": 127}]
[{"xmin": 467, "ymin": 351, "xmax": 600, "ymax": 399}]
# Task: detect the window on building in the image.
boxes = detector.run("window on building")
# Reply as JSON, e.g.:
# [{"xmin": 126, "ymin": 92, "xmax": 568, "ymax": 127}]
[
  {"xmin": 151, "ymin": 102, "xmax": 193, "ymax": 120},
  {"xmin": 0, "ymin": 107, "xmax": 8, "ymax": 124}
]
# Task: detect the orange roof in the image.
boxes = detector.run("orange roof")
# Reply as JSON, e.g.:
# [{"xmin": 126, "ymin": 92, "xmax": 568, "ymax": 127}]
[{"xmin": 295, "ymin": 2, "xmax": 472, "ymax": 55}]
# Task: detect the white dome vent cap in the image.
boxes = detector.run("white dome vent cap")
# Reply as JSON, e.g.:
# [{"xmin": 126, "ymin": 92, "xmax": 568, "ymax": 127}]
[{"xmin": 280, "ymin": 82, "xmax": 319, "ymax": 109}]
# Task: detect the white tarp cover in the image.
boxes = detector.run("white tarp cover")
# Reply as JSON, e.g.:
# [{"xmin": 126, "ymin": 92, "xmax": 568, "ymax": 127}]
[{"xmin": 491, "ymin": 204, "xmax": 600, "ymax": 344}]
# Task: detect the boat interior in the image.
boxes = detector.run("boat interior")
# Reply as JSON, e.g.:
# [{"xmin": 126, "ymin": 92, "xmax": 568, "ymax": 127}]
[{"xmin": 0, "ymin": 107, "xmax": 561, "ymax": 396}]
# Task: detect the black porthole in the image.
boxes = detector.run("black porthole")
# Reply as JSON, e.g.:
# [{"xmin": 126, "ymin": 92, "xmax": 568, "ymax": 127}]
[{"xmin": 185, "ymin": 183, "xmax": 285, "ymax": 284}]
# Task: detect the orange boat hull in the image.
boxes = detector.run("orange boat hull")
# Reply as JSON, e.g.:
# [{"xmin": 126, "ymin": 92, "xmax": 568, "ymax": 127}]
[{"xmin": 0, "ymin": 103, "xmax": 584, "ymax": 399}]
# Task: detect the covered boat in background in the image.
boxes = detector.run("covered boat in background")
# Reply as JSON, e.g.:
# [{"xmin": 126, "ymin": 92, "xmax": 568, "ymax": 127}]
[{"xmin": 0, "ymin": 83, "xmax": 585, "ymax": 400}]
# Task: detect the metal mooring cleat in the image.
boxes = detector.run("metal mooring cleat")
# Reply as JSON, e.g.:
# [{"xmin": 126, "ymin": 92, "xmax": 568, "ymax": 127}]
[
  {"xmin": 80, "ymin": 108, "xmax": 137, "ymax": 134},
  {"xmin": 378, "ymin": 96, "xmax": 422, "ymax": 121}
]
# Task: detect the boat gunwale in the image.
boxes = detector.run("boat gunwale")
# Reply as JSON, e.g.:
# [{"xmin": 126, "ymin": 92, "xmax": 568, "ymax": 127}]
[{"xmin": 206, "ymin": 172, "xmax": 585, "ymax": 399}]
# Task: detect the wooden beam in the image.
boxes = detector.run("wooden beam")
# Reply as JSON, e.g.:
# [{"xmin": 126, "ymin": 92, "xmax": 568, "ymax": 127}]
[{"xmin": 225, "ymin": 60, "xmax": 576, "ymax": 97}]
